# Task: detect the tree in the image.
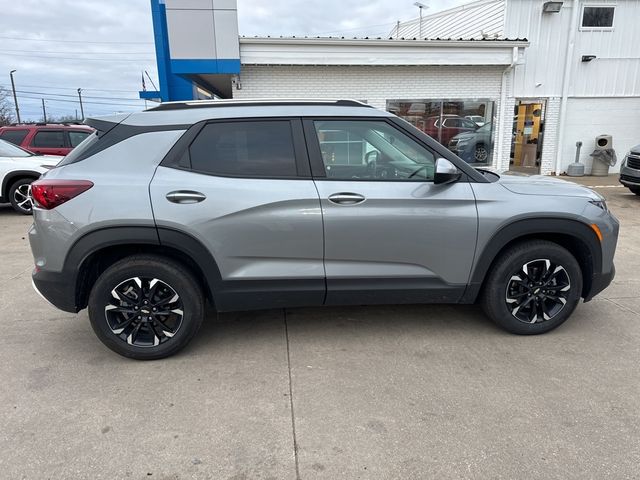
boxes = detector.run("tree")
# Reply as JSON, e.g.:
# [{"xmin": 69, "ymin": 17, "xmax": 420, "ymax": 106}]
[{"xmin": 0, "ymin": 86, "xmax": 15, "ymax": 126}]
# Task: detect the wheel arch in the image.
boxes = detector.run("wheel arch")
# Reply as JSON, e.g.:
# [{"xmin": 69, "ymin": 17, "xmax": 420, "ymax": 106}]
[
  {"xmin": 2, "ymin": 170, "xmax": 41, "ymax": 198},
  {"xmin": 67, "ymin": 227, "xmax": 221, "ymax": 310},
  {"xmin": 465, "ymin": 218, "xmax": 601, "ymax": 302}
]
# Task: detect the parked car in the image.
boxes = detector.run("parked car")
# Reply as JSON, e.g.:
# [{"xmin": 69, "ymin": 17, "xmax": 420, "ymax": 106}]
[
  {"xmin": 619, "ymin": 144, "xmax": 640, "ymax": 195},
  {"xmin": 29, "ymin": 99, "xmax": 618, "ymax": 360},
  {"xmin": 0, "ymin": 123, "xmax": 94, "ymax": 156},
  {"xmin": 449, "ymin": 122, "xmax": 493, "ymax": 164},
  {"xmin": 423, "ymin": 114, "xmax": 477, "ymax": 146},
  {"xmin": 465, "ymin": 115, "xmax": 486, "ymax": 127},
  {"xmin": 0, "ymin": 139, "xmax": 61, "ymax": 214}
]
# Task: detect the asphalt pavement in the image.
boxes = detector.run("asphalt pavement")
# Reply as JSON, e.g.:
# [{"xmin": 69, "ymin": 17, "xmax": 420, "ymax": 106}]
[{"xmin": 0, "ymin": 177, "xmax": 638, "ymax": 479}]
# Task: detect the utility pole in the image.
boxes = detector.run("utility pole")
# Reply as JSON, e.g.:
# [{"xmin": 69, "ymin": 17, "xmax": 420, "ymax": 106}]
[
  {"xmin": 77, "ymin": 88, "xmax": 85, "ymax": 121},
  {"xmin": 41, "ymin": 99, "xmax": 47, "ymax": 123},
  {"xmin": 9, "ymin": 70, "xmax": 21, "ymax": 124}
]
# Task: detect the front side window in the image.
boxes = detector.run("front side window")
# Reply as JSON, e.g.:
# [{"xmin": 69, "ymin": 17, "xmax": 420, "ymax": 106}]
[
  {"xmin": 32, "ymin": 130, "xmax": 65, "ymax": 148},
  {"xmin": 0, "ymin": 129, "xmax": 29, "ymax": 146},
  {"xmin": 188, "ymin": 121, "xmax": 297, "ymax": 177},
  {"xmin": 582, "ymin": 6, "xmax": 615, "ymax": 28},
  {"xmin": 314, "ymin": 120, "xmax": 435, "ymax": 181}
]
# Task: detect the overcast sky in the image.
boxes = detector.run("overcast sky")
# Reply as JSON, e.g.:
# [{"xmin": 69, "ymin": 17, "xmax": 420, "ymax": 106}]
[{"xmin": 0, "ymin": 0, "xmax": 468, "ymax": 121}]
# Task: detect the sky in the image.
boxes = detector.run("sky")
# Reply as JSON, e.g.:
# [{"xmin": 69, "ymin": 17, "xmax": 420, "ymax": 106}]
[{"xmin": 0, "ymin": 0, "xmax": 468, "ymax": 121}]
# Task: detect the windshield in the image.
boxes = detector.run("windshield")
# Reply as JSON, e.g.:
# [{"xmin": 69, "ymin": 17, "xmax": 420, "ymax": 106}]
[{"xmin": 0, "ymin": 139, "xmax": 32, "ymax": 158}]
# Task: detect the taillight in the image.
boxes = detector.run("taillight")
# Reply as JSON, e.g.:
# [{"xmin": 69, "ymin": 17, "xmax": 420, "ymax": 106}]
[{"xmin": 30, "ymin": 179, "xmax": 94, "ymax": 210}]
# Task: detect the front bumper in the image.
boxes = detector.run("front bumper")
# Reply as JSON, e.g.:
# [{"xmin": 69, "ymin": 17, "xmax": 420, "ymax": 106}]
[
  {"xmin": 31, "ymin": 268, "xmax": 78, "ymax": 313},
  {"xmin": 584, "ymin": 264, "xmax": 615, "ymax": 302},
  {"xmin": 619, "ymin": 161, "xmax": 640, "ymax": 187}
]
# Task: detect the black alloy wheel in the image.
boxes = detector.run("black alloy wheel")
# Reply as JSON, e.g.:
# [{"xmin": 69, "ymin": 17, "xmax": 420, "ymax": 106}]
[
  {"xmin": 105, "ymin": 276, "xmax": 184, "ymax": 347},
  {"xmin": 505, "ymin": 259, "xmax": 571, "ymax": 324},
  {"xmin": 88, "ymin": 255, "xmax": 204, "ymax": 360},
  {"xmin": 481, "ymin": 240, "xmax": 582, "ymax": 335}
]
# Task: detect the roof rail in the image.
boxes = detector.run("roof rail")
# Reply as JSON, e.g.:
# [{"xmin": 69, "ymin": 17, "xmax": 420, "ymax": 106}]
[{"xmin": 146, "ymin": 98, "xmax": 373, "ymax": 112}]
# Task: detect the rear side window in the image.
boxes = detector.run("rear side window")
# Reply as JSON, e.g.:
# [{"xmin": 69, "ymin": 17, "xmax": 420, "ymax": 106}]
[
  {"xmin": 0, "ymin": 129, "xmax": 29, "ymax": 146},
  {"xmin": 32, "ymin": 130, "xmax": 65, "ymax": 148},
  {"xmin": 188, "ymin": 121, "xmax": 297, "ymax": 177},
  {"xmin": 57, "ymin": 131, "xmax": 99, "ymax": 166},
  {"xmin": 68, "ymin": 130, "xmax": 91, "ymax": 147}
]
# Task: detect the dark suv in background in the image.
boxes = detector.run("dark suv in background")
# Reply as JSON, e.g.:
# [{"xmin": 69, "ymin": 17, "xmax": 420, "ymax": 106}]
[{"xmin": 0, "ymin": 123, "xmax": 94, "ymax": 156}]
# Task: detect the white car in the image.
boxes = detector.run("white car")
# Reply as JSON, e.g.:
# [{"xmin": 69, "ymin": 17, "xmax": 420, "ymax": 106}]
[
  {"xmin": 465, "ymin": 115, "xmax": 486, "ymax": 127},
  {"xmin": 0, "ymin": 139, "xmax": 61, "ymax": 214}
]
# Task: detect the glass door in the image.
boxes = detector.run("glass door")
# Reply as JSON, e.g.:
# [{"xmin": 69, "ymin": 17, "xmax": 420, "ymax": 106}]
[{"xmin": 509, "ymin": 100, "xmax": 545, "ymax": 174}]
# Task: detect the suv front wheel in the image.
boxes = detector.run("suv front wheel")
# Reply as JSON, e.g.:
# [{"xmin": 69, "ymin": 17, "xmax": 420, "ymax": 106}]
[
  {"xmin": 481, "ymin": 240, "xmax": 583, "ymax": 334},
  {"xmin": 88, "ymin": 255, "xmax": 205, "ymax": 360}
]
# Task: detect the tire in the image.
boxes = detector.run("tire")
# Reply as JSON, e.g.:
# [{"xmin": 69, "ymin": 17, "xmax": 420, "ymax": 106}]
[
  {"xmin": 9, "ymin": 178, "xmax": 35, "ymax": 215},
  {"xmin": 481, "ymin": 240, "xmax": 583, "ymax": 335},
  {"xmin": 88, "ymin": 255, "xmax": 205, "ymax": 360},
  {"xmin": 628, "ymin": 186, "xmax": 640, "ymax": 196},
  {"xmin": 474, "ymin": 144, "xmax": 489, "ymax": 163}
]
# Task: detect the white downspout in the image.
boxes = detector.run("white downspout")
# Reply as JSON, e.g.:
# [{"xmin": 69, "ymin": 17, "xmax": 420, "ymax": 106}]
[
  {"xmin": 496, "ymin": 46, "xmax": 518, "ymax": 171},
  {"xmin": 555, "ymin": 0, "xmax": 581, "ymax": 175}
]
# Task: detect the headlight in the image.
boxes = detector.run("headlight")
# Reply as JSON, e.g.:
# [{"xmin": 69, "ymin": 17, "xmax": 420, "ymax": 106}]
[{"xmin": 589, "ymin": 199, "xmax": 608, "ymax": 212}]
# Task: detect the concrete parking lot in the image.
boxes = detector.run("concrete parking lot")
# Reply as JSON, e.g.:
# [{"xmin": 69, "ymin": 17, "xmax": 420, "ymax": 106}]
[{"xmin": 1, "ymin": 180, "xmax": 639, "ymax": 479}]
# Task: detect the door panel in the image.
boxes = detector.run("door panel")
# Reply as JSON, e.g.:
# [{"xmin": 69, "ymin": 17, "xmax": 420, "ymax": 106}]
[
  {"xmin": 150, "ymin": 166, "xmax": 325, "ymax": 310},
  {"xmin": 314, "ymin": 180, "xmax": 478, "ymax": 304},
  {"xmin": 305, "ymin": 117, "xmax": 478, "ymax": 305}
]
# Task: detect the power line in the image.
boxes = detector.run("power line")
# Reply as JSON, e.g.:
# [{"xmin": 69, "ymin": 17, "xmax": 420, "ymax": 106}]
[
  {"xmin": 15, "ymin": 89, "xmax": 146, "ymax": 102},
  {"xmin": 0, "ymin": 49, "xmax": 154, "ymax": 55},
  {"xmin": 2, "ymin": 52, "xmax": 154, "ymax": 61},
  {"xmin": 8, "ymin": 84, "xmax": 149, "ymax": 94},
  {"xmin": 17, "ymin": 95, "xmax": 145, "ymax": 107},
  {"xmin": 0, "ymin": 35, "xmax": 153, "ymax": 45}
]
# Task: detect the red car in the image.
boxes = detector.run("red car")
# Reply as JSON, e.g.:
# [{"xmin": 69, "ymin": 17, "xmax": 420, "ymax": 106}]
[
  {"xmin": 0, "ymin": 123, "xmax": 94, "ymax": 156},
  {"xmin": 424, "ymin": 115, "xmax": 477, "ymax": 146}
]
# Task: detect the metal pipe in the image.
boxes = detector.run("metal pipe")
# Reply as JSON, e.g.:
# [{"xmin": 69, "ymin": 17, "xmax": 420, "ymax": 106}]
[
  {"xmin": 496, "ymin": 46, "xmax": 519, "ymax": 170},
  {"xmin": 555, "ymin": 0, "xmax": 580, "ymax": 175}
]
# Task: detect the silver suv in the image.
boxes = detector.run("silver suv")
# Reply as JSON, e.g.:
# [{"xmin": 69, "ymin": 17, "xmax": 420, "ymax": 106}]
[{"xmin": 29, "ymin": 100, "xmax": 619, "ymax": 360}]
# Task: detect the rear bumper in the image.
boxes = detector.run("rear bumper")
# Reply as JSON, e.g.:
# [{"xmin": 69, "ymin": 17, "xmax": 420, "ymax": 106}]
[
  {"xmin": 584, "ymin": 264, "xmax": 615, "ymax": 302},
  {"xmin": 31, "ymin": 268, "xmax": 78, "ymax": 313}
]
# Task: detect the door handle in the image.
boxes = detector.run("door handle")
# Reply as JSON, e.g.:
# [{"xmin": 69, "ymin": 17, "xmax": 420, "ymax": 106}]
[
  {"xmin": 328, "ymin": 192, "xmax": 366, "ymax": 205},
  {"xmin": 166, "ymin": 190, "xmax": 206, "ymax": 204}
]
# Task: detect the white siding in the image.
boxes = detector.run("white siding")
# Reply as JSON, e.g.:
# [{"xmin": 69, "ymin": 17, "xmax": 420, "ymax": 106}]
[
  {"xmin": 561, "ymin": 98, "xmax": 640, "ymax": 174},
  {"xmin": 238, "ymin": 38, "xmax": 525, "ymax": 66},
  {"xmin": 505, "ymin": 0, "xmax": 640, "ymax": 98},
  {"xmin": 234, "ymin": 64, "xmax": 512, "ymax": 170}
]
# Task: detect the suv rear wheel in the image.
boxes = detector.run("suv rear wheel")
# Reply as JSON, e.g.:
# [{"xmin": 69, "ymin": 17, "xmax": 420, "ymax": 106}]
[
  {"xmin": 628, "ymin": 186, "xmax": 640, "ymax": 196},
  {"xmin": 88, "ymin": 255, "xmax": 204, "ymax": 360},
  {"xmin": 9, "ymin": 178, "xmax": 34, "ymax": 214},
  {"xmin": 481, "ymin": 240, "xmax": 582, "ymax": 334}
]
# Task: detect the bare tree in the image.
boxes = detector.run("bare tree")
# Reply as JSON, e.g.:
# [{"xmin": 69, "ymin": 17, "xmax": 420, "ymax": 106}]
[{"xmin": 0, "ymin": 86, "xmax": 16, "ymax": 126}]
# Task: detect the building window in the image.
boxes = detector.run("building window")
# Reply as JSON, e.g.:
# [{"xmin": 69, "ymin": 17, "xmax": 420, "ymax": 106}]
[
  {"xmin": 386, "ymin": 99, "xmax": 496, "ymax": 165},
  {"xmin": 581, "ymin": 5, "xmax": 615, "ymax": 29}
]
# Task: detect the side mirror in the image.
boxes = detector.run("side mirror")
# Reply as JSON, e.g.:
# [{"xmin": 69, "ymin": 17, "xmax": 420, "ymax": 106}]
[{"xmin": 434, "ymin": 158, "xmax": 462, "ymax": 185}]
